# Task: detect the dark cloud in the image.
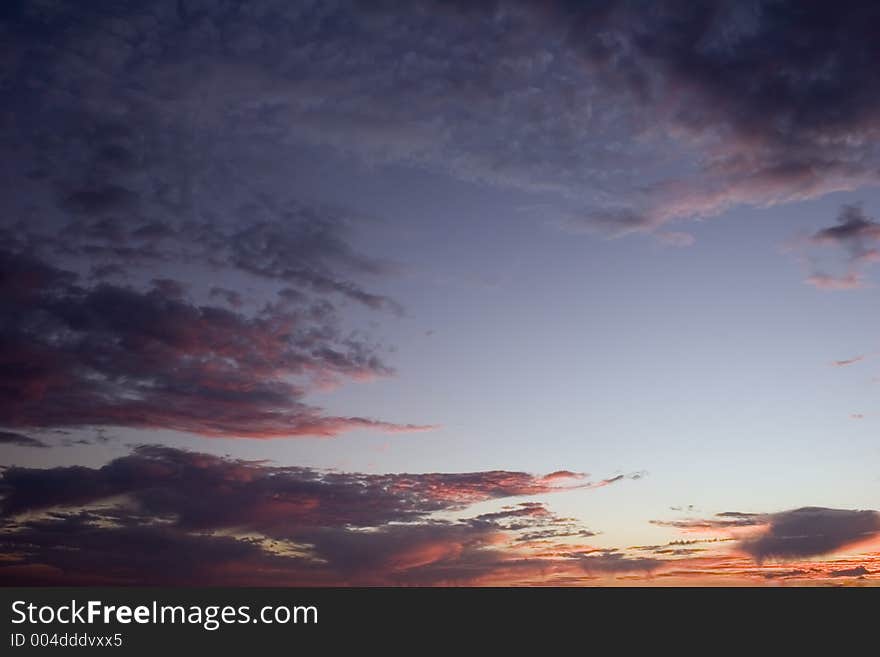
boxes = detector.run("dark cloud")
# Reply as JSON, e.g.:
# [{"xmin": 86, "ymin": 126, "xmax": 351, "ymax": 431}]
[
  {"xmin": 0, "ymin": 431, "xmax": 47, "ymax": 449},
  {"xmin": 0, "ymin": 446, "xmax": 607, "ymax": 529},
  {"xmin": 6, "ymin": 0, "xmax": 874, "ymax": 243},
  {"xmin": 762, "ymin": 568, "xmax": 810, "ymax": 580},
  {"xmin": 740, "ymin": 507, "xmax": 880, "ymax": 562},
  {"xmin": 554, "ymin": 1, "xmax": 880, "ymax": 227},
  {"xmin": 828, "ymin": 565, "xmax": 869, "ymax": 578},
  {"xmin": 62, "ymin": 185, "xmax": 139, "ymax": 216},
  {"xmin": 0, "ymin": 250, "xmax": 427, "ymax": 438},
  {"xmin": 1, "ymin": 1, "xmax": 421, "ymax": 443},
  {"xmin": 651, "ymin": 507, "xmax": 880, "ymax": 562},
  {"xmin": 652, "ymin": 506, "xmax": 880, "ymax": 563},
  {"xmin": 800, "ymin": 205, "xmax": 880, "ymax": 289},
  {"xmin": 557, "ymin": 1, "xmax": 880, "ymax": 144},
  {"xmin": 0, "ymin": 512, "xmax": 300, "ymax": 586},
  {"xmin": 0, "ymin": 445, "xmax": 641, "ymax": 585},
  {"xmin": 16, "ymin": 213, "xmax": 403, "ymax": 315},
  {"xmin": 293, "ymin": 522, "xmax": 499, "ymax": 584},
  {"xmin": 631, "ymin": 537, "xmax": 731, "ymax": 555},
  {"xmin": 2, "ymin": 0, "xmax": 877, "ymax": 265},
  {"xmin": 574, "ymin": 551, "xmax": 661, "ymax": 574},
  {"xmin": 468, "ymin": 501, "xmax": 602, "ymax": 543},
  {"xmin": 812, "ymin": 206, "xmax": 880, "ymax": 252},
  {"xmin": 716, "ymin": 512, "xmax": 761, "ymax": 520},
  {"xmin": 516, "ymin": 528, "xmax": 598, "ymax": 543},
  {"xmin": 473, "ymin": 501, "xmax": 551, "ymax": 523}
]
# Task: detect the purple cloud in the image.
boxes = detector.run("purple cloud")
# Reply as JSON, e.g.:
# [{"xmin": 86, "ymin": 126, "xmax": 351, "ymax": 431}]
[
  {"xmin": 0, "ymin": 251, "xmax": 428, "ymax": 439},
  {"xmin": 0, "ymin": 446, "xmax": 643, "ymax": 585}
]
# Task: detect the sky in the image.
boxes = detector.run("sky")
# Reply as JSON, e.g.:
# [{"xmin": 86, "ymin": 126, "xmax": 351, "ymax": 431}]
[{"xmin": 1, "ymin": 0, "xmax": 880, "ymax": 586}]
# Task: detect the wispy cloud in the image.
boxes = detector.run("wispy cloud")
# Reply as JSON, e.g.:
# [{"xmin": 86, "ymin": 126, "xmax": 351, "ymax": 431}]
[{"xmin": 832, "ymin": 355, "xmax": 866, "ymax": 367}]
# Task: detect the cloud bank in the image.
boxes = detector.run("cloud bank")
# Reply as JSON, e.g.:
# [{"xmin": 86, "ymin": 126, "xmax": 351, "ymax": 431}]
[
  {"xmin": 0, "ymin": 250, "xmax": 428, "ymax": 438},
  {"xmin": 0, "ymin": 446, "xmax": 645, "ymax": 585}
]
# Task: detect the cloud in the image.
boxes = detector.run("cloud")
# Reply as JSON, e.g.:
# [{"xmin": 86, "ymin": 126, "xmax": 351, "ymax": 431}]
[
  {"xmin": 810, "ymin": 206, "xmax": 880, "ymax": 254},
  {"xmin": 564, "ymin": 208, "xmax": 655, "ymax": 238},
  {"xmin": 651, "ymin": 511, "xmax": 763, "ymax": 531},
  {"xmin": 0, "ymin": 445, "xmax": 643, "ymax": 585},
  {"xmin": 1, "ymin": 3, "xmax": 437, "ymax": 443},
  {"xmin": 62, "ymin": 185, "xmax": 139, "ymax": 217},
  {"xmin": 651, "ymin": 507, "xmax": 880, "ymax": 564},
  {"xmin": 1, "ymin": 16, "xmax": 423, "ymax": 437},
  {"xmin": 0, "ymin": 431, "xmax": 48, "ymax": 449},
  {"xmin": 795, "ymin": 205, "xmax": 880, "ymax": 289},
  {"xmin": 574, "ymin": 551, "xmax": 662, "ymax": 574},
  {"xmin": 473, "ymin": 501, "xmax": 552, "ymax": 523},
  {"xmin": 828, "ymin": 565, "xmax": 869, "ymax": 578},
  {"xmin": 739, "ymin": 507, "xmax": 880, "ymax": 562},
  {"xmin": 539, "ymin": 470, "xmax": 585, "ymax": 483},
  {"xmin": 0, "ymin": 446, "xmax": 621, "ymax": 529},
  {"xmin": 2, "ymin": 450, "xmax": 875, "ymax": 585},
  {"xmin": 804, "ymin": 272, "xmax": 864, "ymax": 291},
  {"xmin": 652, "ymin": 506, "xmax": 880, "ymax": 566},
  {"xmin": 209, "ymin": 287, "xmax": 243, "ymax": 309},
  {"xmin": 553, "ymin": 1, "xmax": 880, "ymax": 227},
  {"xmin": 832, "ymin": 355, "xmax": 866, "ymax": 367},
  {"xmin": 0, "ymin": 250, "xmax": 428, "ymax": 439},
  {"xmin": 5, "ymin": 0, "xmax": 877, "ymax": 249},
  {"xmin": 13, "ymin": 210, "xmax": 403, "ymax": 315}
]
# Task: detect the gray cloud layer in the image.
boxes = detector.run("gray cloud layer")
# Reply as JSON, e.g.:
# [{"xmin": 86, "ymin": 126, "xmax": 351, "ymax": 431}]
[{"xmin": 6, "ymin": 1, "xmax": 877, "ymax": 243}]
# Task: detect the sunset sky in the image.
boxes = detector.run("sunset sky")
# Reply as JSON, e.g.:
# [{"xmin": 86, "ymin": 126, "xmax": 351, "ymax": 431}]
[{"xmin": 2, "ymin": 0, "xmax": 880, "ymax": 586}]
